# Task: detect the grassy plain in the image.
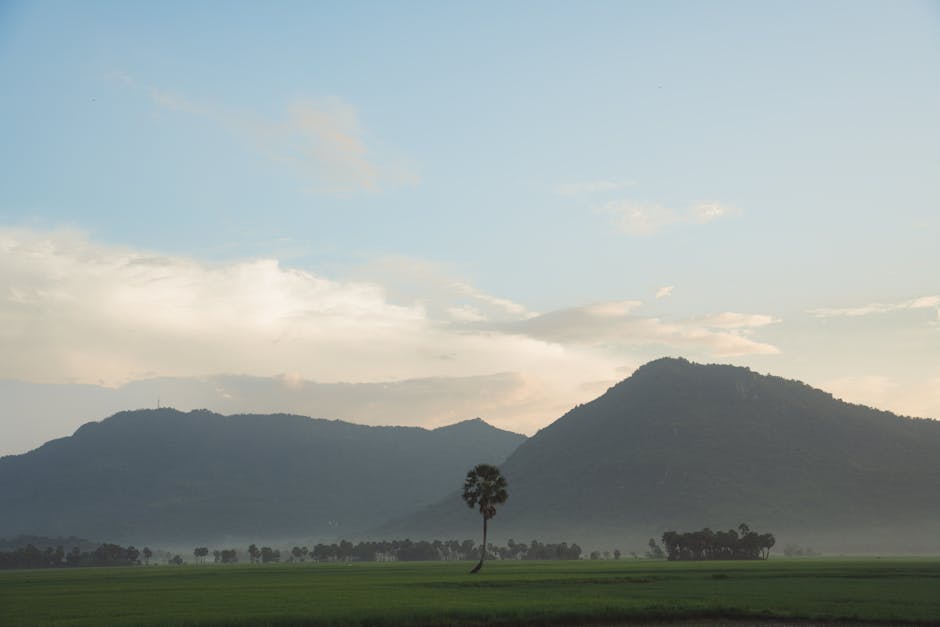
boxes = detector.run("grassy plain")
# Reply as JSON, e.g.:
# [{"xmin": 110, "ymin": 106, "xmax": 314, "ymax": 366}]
[{"xmin": 2, "ymin": 558, "xmax": 939, "ymax": 626}]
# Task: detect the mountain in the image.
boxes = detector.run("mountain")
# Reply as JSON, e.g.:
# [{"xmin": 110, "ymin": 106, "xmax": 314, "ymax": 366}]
[
  {"xmin": 379, "ymin": 358, "xmax": 940, "ymax": 553},
  {"xmin": 0, "ymin": 409, "xmax": 525, "ymax": 546}
]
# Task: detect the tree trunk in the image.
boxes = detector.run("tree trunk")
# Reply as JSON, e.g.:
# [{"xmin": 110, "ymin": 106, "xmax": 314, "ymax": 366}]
[{"xmin": 470, "ymin": 516, "xmax": 487, "ymax": 573}]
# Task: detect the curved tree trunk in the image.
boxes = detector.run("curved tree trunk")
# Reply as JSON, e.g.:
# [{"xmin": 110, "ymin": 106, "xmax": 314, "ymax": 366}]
[{"xmin": 470, "ymin": 516, "xmax": 487, "ymax": 573}]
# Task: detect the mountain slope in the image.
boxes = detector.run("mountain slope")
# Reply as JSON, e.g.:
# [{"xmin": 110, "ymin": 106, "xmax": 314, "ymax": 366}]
[
  {"xmin": 380, "ymin": 358, "xmax": 940, "ymax": 553},
  {"xmin": 0, "ymin": 409, "xmax": 525, "ymax": 545}
]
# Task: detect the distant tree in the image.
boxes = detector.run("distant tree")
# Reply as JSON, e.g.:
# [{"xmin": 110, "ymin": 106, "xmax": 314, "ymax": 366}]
[
  {"xmin": 459, "ymin": 539, "xmax": 476, "ymax": 560},
  {"xmin": 94, "ymin": 543, "xmax": 132, "ymax": 566},
  {"xmin": 194, "ymin": 547, "xmax": 209, "ymax": 564},
  {"xmin": 613, "ymin": 549, "xmax": 622, "ymax": 560},
  {"xmin": 660, "ymin": 524, "xmax": 775, "ymax": 560},
  {"xmin": 260, "ymin": 547, "xmax": 280, "ymax": 563},
  {"xmin": 67, "ymin": 546, "xmax": 82, "ymax": 567},
  {"xmin": 338, "ymin": 540, "xmax": 354, "ymax": 561},
  {"xmin": 142, "ymin": 547, "xmax": 152, "ymax": 566},
  {"xmin": 248, "ymin": 544, "xmax": 261, "ymax": 564},
  {"xmin": 461, "ymin": 463, "xmax": 508, "ymax": 574},
  {"xmin": 220, "ymin": 549, "xmax": 238, "ymax": 564},
  {"xmin": 170, "ymin": 554, "xmax": 184, "ymax": 565},
  {"xmin": 758, "ymin": 533, "xmax": 776, "ymax": 560}
]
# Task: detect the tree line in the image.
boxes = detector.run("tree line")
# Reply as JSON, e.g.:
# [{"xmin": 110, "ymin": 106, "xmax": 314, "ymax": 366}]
[
  {"xmin": 659, "ymin": 524, "xmax": 775, "ymax": 560},
  {"xmin": 0, "ymin": 543, "xmax": 150, "ymax": 569},
  {"xmin": 0, "ymin": 538, "xmax": 586, "ymax": 569},
  {"xmin": 303, "ymin": 538, "xmax": 583, "ymax": 562}
]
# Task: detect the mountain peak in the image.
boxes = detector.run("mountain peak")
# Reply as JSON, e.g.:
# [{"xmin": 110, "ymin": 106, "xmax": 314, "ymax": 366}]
[
  {"xmin": 453, "ymin": 358, "xmax": 940, "ymax": 553},
  {"xmin": 433, "ymin": 417, "xmax": 488, "ymax": 431}
]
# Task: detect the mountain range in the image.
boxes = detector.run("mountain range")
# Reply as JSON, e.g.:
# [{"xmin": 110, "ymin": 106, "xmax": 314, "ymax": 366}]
[
  {"xmin": 0, "ymin": 409, "xmax": 524, "ymax": 546},
  {"xmin": 4, "ymin": 357, "xmax": 940, "ymax": 554}
]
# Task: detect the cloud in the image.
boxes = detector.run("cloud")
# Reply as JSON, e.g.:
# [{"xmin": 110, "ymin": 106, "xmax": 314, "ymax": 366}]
[
  {"xmin": 599, "ymin": 200, "xmax": 739, "ymax": 236},
  {"xmin": 344, "ymin": 255, "xmax": 534, "ymax": 323},
  {"xmin": 496, "ymin": 302, "xmax": 779, "ymax": 356},
  {"xmin": 554, "ymin": 179, "xmax": 635, "ymax": 196},
  {"xmin": 809, "ymin": 295, "xmax": 940, "ymax": 318},
  {"xmin": 655, "ymin": 285, "xmax": 675, "ymax": 299},
  {"xmin": 0, "ymin": 228, "xmax": 622, "ymax": 441},
  {"xmin": 451, "ymin": 281, "xmax": 533, "ymax": 318},
  {"xmin": 272, "ymin": 98, "xmax": 419, "ymax": 192},
  {"xmin": 1, "ymin": 228, "xmax": 787, "ymax": 451},
  {"xmin": 115, "ymin": 74, "xmax": 416, "ymax": 193},
  {"xmin": 693, "ymin": 312, "xmax": 779, "ymax": 329},
  {"xmin": 1, "ymin": 231, "xmax": 781, "ymax": 382}
]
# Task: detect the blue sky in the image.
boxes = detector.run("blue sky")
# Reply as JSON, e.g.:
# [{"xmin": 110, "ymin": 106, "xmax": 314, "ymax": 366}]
[{"xmin": 1, "ymin": 0, "xmax": 939, "ymax": 455}]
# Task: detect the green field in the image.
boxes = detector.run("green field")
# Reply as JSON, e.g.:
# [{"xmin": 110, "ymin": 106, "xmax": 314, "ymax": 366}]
[{"xmin": 2, "ymin": 558, "xmax": 939, "ymax": 626}]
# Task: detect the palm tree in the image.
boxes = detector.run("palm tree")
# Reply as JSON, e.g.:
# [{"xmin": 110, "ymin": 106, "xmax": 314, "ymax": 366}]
[{"xmin": 462, "ymin": 463, "xmax": 508, "ymax": 573}]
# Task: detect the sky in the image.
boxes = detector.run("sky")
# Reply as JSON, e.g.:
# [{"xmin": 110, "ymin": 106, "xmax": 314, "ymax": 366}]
[{"xmin": 1, "ymin": 0, "xmax": 939, "ymax": 456}]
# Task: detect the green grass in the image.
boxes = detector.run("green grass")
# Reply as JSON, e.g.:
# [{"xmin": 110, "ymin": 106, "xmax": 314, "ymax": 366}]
[{"xmin": 2, "ymin": 558, "xmax": 940, "ymax": 626}]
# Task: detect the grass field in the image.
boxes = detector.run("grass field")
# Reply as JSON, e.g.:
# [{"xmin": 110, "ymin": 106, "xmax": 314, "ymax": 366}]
[{"xmin": 2, "ymin": 558, "xmax": 939, "ymax": 626}]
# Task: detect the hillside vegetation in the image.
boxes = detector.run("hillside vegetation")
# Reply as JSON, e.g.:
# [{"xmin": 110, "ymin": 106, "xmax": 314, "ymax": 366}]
[
  {"xmin": 0, "ymin": 409, "xmax": 524, "ymax": 544},
  {"xmin": 382, "ymin": 358, "xmax": 940, "ymax": 553}
]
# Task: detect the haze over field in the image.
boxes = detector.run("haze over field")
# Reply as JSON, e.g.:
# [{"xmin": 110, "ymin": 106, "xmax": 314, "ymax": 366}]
[{"xmin": 2, "ymin": 1, "xmax": 940, "ymax": 456}]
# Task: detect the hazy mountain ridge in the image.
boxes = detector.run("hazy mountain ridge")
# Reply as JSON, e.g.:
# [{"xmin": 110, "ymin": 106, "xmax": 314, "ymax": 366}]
[
  {"xmin": 379, "ymin": 358, "xmax": 940, "ymax": 553},
  {"xmin": 6, "ymin": 358, "xmax": 940, "ymax": 554},
  {"xmin": 0, "ymin": 408, "xmax": 525, "ymax": 545}
]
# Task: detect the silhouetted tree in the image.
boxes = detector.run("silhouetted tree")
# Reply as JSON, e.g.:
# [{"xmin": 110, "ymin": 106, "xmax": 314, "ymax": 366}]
[
  {"xmin": 461, "ymin": 463, "xmax": 508, "ymax": 573},
  {"xmin": 220, "ymin": 549, "xmax": 238, "ymax": 563},
  {"xmin": 660, "ymin": 524, "xmax": 775, "ymax": 560},
  {"xmin": 142, "ymin": 547, "xmax": 152, "ymax": 566},
  {"xmin": 260, "ymin": 546, "xmax": 280, "ymax": 563},
  {"xmin": 193, "ymin": 547, "xmax": 209, "ymax": 564}
]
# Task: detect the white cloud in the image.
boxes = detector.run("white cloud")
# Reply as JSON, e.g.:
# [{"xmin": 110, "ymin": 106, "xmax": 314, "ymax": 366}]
[
  {"xmin": 694, "ymin": 312, "xmax": 779, "ymax": 329},
  {"xmin": 0, "ymin": 228, "xmax": 622, "ymax": 441},
  {"xmin": 116, "ymin": 74, "xmax": 416, "ymax": 193},
  {"xmin": 808, "ymin": 295, "xmax": 940, "ymax": 318},
  {"xmin": 345, "ymin": 255, "xmax": 534, "ymax": 323},
  {"xmin": 446, "ymin": 305, "xmax": 488, "ymax": 323},
  {"xmin": 0, "ymin": 228, "xmax": 788, "ymax": 451},
  {"xmin": 655, "ymin": 285, "xmax": 675, "ymax": 299},
  {"xmin": 599, "ymin": 200, "xmax": 739, "ymax": 236},
  {"xmin": 499, "ymin": 301, "xmax": 779, "ymax": 356},
  {"xmin": 452, "ymin": 281, "xmax": 533, "ymax": 318}
]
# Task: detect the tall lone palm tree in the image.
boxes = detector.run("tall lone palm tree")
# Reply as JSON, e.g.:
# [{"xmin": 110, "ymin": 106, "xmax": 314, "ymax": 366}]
[{"xmin": 462, "ymin": 463, "xmax": 508, "ymax": 573}]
